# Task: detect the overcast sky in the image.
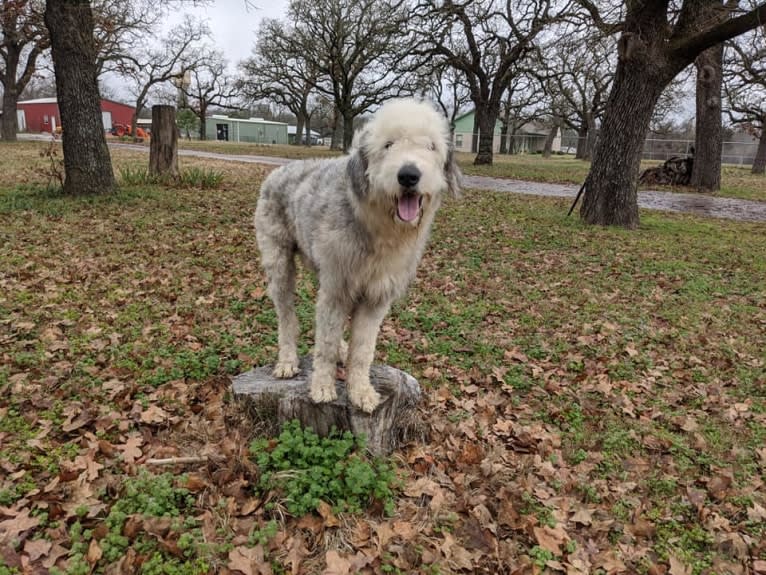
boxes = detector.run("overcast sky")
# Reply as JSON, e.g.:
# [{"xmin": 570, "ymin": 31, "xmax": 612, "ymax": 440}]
[{"xmin": 171, "ymin": 0, "xmax": 290, "ymax": 65}]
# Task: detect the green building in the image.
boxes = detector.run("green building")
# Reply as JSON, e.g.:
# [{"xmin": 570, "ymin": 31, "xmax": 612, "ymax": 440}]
[
  {"xmin": 206, "ymin": 114, "xmax": 288, "ymax": 144},
  {"xmin": 452, "ymin": 109, "xmax": 558, "ymax": 154}
]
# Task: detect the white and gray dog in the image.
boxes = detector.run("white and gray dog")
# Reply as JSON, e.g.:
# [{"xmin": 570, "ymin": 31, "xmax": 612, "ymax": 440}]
[{"xmin": 254, "ymin": 98, "xmax": 460, "ymax": 413}]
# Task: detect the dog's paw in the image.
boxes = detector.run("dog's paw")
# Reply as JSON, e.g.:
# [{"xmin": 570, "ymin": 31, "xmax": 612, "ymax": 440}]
[
  {"xmin": 310, "ymin": 380, "xmax": 337, "ymax": 403},
  {"xmin": 273, "ymin": 361, "xmax": 300, "ymax": 379},
  {"xmin": 349, "ymin": 385, "xmax": 381, "ymax": 414}
]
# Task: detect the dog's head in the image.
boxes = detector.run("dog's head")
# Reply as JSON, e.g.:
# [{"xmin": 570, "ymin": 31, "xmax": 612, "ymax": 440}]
[{"xmin": 348, "ymin": 98, "xmax": 461, "ymax": 227}]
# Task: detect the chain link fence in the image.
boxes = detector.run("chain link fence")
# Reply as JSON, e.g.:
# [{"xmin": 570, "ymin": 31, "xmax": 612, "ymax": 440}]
[{"xmin": 457, "ymin": 132, "xmax": 759, "ymax": 167}]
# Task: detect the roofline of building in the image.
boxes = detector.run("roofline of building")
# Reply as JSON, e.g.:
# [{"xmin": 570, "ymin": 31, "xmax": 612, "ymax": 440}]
[{"xmin": 209, "ymin": 114, "xmax": 288, "ymax": 126}]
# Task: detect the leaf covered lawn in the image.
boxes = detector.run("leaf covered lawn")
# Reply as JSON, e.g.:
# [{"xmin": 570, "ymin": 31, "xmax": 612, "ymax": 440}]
[{"xmin": 1, "ymin": 144, "xmax": 766, "ymax": 574}]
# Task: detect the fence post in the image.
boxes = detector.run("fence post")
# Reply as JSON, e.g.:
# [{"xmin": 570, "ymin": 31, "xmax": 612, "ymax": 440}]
[{"xmin": 149, "ymin": 105, "xmax": 178, "ymax": 178}]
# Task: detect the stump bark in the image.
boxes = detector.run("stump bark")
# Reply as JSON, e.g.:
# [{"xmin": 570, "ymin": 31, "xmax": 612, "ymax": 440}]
[
  {"xmin": 149, "ymin": 105, "xmax": 178, "ymax": 178},
  {"xmin": 231, "ymin": 357, "xmax": 423, "ymax": 455}
]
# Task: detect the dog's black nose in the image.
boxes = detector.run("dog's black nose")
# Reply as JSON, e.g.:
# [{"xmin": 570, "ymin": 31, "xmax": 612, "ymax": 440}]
[{"xmin": 397, "ymin": 164, "xmax": 421, "ymax": 188}]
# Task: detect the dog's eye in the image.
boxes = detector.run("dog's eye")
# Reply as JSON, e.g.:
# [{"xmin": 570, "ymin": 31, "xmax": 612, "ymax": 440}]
[
  {"xmin": 384, "ymin": 141, "xmax": 394, "ymax": 150},
  {"xmin": 428, "ymin": 142, "xmax": 436, "ymax": 151}
]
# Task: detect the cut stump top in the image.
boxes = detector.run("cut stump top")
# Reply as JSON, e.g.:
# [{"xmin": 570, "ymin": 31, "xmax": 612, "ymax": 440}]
[{"xmin": 231, "ymin": 357, "xmax": 423, "ymax": 455}]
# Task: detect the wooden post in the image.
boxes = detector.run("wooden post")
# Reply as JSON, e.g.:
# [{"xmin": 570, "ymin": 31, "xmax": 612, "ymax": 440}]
[
  {"xmin": 231, "ymin": 357, "xmax": 425, "ymax": 455},
  {"xmin": 149, "ymin": 105, "xmax": 178, "ymax": 178}
]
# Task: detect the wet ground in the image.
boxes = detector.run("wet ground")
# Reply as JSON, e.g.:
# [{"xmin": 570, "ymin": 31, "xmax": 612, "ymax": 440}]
[{"xmin": 110, "ymin": 143, "xmax": 766, "ymax": 223}]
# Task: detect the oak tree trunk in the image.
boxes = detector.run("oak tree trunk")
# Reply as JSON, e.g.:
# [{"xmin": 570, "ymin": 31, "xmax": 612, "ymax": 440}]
[
  {"xmin": 753, "ymin": 128, "xmax": 766, "ymax": 175},
  {"xmin": 149, "ymin": 105, "xmax": 178, "ymax": 178},
  {"xmin": 474, "ymin": 108, "xmax": 497, "ymax": 165},
  {"xmin": 44, "ymin": 0, "xmax": 115, "ymax": 195},
  {"xmin": 542, "ymin": 121, "xmax": 560, "ymax": 159},
  {"xmin": 294, "ymin": 114, "xmax": 305, "ymax": 146},
  {"xmin": 330, "ymin": 108, "xmax": 343, "ymax": 150},
  {"xmin": 581, "ymin": 57, "xmax": 667, "ymax": 228},
  {"xmin": 575, "ymin": 126, "xmax": 589, "ymax": 160},
  {"xmin": 1, "ymin": 84, "xmax": 19, "ymax": 141},
  {"xmin": 471, "ymin": 113, "xmax": 479, "ymax": 153},
  {"xmin": 690, "ymin": 43, "xmax": 723, "ymax": 191},
  {"xmin": 342, "ymin": 111, "xmax": 355, "ymax": 152}
]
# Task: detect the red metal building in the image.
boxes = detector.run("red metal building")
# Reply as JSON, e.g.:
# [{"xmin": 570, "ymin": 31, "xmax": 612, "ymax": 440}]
[{"xmin": 16, "ymin": 97, "xmax": 135, "ymax": 134}]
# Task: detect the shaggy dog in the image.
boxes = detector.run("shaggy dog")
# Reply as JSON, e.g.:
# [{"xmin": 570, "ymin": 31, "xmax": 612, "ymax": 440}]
[{"xmin": 255, "ymin": 98, "xmax": 460, "ymax": 413}]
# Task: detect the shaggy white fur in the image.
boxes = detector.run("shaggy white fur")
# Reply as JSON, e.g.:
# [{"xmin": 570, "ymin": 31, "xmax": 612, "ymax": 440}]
[{"xmin": 255, "ymin": 98, "xmax": 460, "ymax": 413}]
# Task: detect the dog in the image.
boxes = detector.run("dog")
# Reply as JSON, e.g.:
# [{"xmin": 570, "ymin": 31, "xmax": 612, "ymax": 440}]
[{"xmin": 254, "ymin": 98, "xmax": 460, "ymax": 413}]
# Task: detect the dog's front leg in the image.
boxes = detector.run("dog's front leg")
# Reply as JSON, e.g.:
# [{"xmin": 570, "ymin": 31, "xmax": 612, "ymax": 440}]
[
  {"xmin": 310, "ymin": 289, "xmax": 350, "ymax": 404},
  {"xmin": 347, "ymin": 301, "xmax": 390, "ymax": 413}
]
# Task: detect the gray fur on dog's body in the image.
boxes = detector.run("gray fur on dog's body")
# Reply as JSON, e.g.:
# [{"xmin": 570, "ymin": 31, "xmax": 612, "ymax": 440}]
[{"xmin": 255, "ymin": 99, "xmax": 459, "ymax": 412}]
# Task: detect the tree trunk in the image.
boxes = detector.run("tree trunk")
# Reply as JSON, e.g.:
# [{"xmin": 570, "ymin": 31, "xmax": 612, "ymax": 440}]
[
  {"xmin": 542, "ymin": 121, "xmax": 560, "ymax": 159},
  {"xmin": 575, "ymin": 126, "xmax": 588, "ymax": 159},
  {"xmin": 44, "ymin": 0, "xmax": 115, "ymax": 195},
  {"xmin": 330, "ymin": 108, "xmax": 343, "ymax": 150},
  {"xmin": 294, "ymin": 114, "xmax": 305, "ymax": 146},
  {"xmin": 342, "ymin": 111, "xmax": 355, "ymax": 152},
  {"xmin": 474, "ymin": 107, "xmax": 497, "ymax": 166},
  {"xmin": 471, "ymin": 113, "xmax": 479, "ymax": 154},
  {"xmin": 149, "ymin": 105, "xmax": 178, "ymax": 178},
  {"xmin": 753, "ymin": 128, "xmax": 766, "ymax": 175},
  {"xmin": 499, "ymin": 121, "xmax": 509, "ymax": 155},
  {"xmin": 304, "ymin": 117, "xmax": 312, "ymax": 147},
  {"xmin": 199, "ymin": 114, "xmax": 207, "ymax": 141},
  {"xmin": 1, "ymin": 84, "xmax": 19, "ymax": 141},
  {"xmin": 1, "ymin": 44, "xmax": 21, "ymax": 141},
  {"xmin": 580, "ymin": 58, "xmax": 667, "ymax": 228},
  {"xmin": 690, "ymin": 43, "xmax": 723, "ymax": 191}
]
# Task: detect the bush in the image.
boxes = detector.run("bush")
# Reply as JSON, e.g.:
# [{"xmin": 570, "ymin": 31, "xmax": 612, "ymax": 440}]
[
  {"xmin": 250, "ymin": 420, "xmax": 398, "ymax": 516},
  {"xmin": 118, "ymin": 166, "xmax": 224, "ymax": 190}
]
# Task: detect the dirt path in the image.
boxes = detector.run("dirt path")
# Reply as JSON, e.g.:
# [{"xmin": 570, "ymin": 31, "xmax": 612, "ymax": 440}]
[{"xmin": 111, "ymin": 143, "xmax": 766, "ymax": 223}]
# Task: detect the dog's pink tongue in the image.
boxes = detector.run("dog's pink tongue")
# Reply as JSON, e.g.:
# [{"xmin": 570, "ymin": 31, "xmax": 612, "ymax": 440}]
[{"xmin": 397, "ymin": 195, "xmax": 420, "ymax": 222}]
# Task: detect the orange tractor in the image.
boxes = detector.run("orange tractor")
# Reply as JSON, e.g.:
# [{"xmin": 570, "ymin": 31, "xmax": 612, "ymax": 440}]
[{"xmin": 110, "ymin": 124, "xmax": 148, "ymax": 139}]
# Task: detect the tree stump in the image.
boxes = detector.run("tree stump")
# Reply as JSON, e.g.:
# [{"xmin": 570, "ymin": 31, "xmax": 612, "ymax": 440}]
[
  {"xmin": 231, "ymin": 357, "xmax": 424, "ymax": 455},
  {"xmin": 149, "ymin": 105, "xmax": 178, "ymax": 178}
]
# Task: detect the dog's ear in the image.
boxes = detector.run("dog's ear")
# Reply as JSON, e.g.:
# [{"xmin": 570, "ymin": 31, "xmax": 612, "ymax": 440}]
[
  {"xmin": 444, "ymin": 144, "xmax": 462, "ymax": 198},
  {"xmin": 347, "ymin": 130, "xmax": 369, "ymax": 199}
]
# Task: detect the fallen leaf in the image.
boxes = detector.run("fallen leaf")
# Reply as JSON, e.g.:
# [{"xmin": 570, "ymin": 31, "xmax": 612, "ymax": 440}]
[
  {"xmin": 23, "ymin": 538, "xmax": 52, "ymax": 561},
  {"xmin": 120, "ymin": 435, "xmax": 143, "ymax": 464},
  {"xmin": 228, "ymin": 545, "xmax": 271, "ymax": 575},
  {"xmin": 323, "ymin": 550, "xmax": 351, "ymax": 575},
  {"xmin": 0, "ymin": 508, "xmax": 41, "ymax": 545},
  {"xmin": 140, "ymin": 404, "xmax": 169, "ymax": 424},
  {"xmin": 533, "ymin": 524, "xmax": 569, "ymax": 555},
  {"xmin": 86, "ymin": 539, "xmax": 102, "ymax": 564},
  {"xmin": 668, "ymin": 554, "xmax": 691, "ymax": 575},
  {"xmin": 317, "ymin": 501, "xmax": 340, "ymax": 527}
]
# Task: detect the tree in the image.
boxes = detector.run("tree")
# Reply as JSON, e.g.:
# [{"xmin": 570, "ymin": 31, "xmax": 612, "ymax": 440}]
[
  {"xmin": 240, "ymin": 18, "xmax": 318, "ymax": 146},
  {"xmin": 176, "ymin": 107, "xmax": 198, "ymax": 140},
  {"xmin": 690, "ymin": 3, "xmax": 728, "ymax": 191},
  {"xmin": 577, "ymin": 0, "xmax": 766, "ymax": 228},
  {"xmin": 0, "ymin": 0, "xmax": 49, "ymax": 141},
  {"xmin": 420, "ymin": 62, "xmax": 472, "ymax": 133},
  {"xmin": 182, "ymin": 49, "xmax": 238, "ymax": 140},
  {"xmin": 724, "ymin": 30, "xmax": 766, "ymax": 174},
  {"xmin": 44, "ymin": 0, "xmax": 114, "ymax": 194},
  {"xmin": 498, "ymin": 73, "xmax": 545, "ymax": 154},
  {"xmin": 91, "ymin": 0, "xmax": 162, "ymax": 77},
  {"xmin": 413, "ymin": 0, "xmax": 573, "ymax": 166},
  {"xmin": 538, "ymin": 32, "xmax": 614, "ymax": 160},
  {"xmin": 117, "ymin": 16, "xmax": 207, "ymax": 139},
  {"xmin": 288, "ymin": 0, "xmax": 415, "ymax": 151}
]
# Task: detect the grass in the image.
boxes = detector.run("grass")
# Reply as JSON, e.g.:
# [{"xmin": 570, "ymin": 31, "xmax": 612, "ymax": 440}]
[{"xmin": 1, "ymin": 140, "xmax": 765, "ymax": 574}]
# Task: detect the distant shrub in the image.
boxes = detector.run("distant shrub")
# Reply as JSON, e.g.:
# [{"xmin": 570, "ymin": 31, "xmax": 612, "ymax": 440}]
[{"xmin": 118, "ymin": 165, "xmax": 224, "ymax": 190}]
